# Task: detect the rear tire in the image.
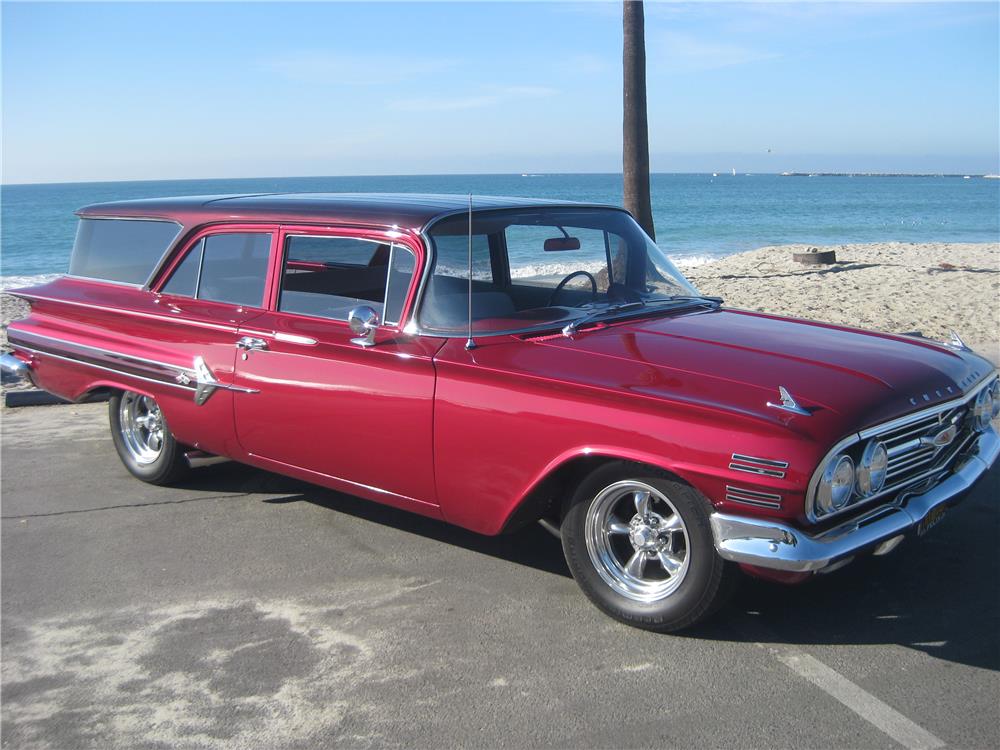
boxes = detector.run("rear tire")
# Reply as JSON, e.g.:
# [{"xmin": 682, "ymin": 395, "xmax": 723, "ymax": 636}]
[
  {"xmin": 109, "ymin": 391, "xmax": 189, "ymax": 485},
  {"xmin": 561, "ymin": 462, "xmax": 739, "ymax": 632}
]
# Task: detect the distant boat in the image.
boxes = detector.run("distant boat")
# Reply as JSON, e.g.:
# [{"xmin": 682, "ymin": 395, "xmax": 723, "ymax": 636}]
[
  {"xmin": 731, "ymin": 168, "xmax": 736, "ymax": 176},
  {"xmin": 984, "ymin": 174, "xmax": 1000, "ymax": 179},
  {"xmin": 963, "ymin": 175, "xmax": 971, "ymax": 179},
  {"xmin": 712, "ymin": 172, "xmax": 718, "ymax": 177}
]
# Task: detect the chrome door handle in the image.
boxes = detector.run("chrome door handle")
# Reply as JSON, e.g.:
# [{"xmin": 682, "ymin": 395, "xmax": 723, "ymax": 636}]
[{"xmin": 236, "ymin": 336, "xmax": 268, "ymax": 352}]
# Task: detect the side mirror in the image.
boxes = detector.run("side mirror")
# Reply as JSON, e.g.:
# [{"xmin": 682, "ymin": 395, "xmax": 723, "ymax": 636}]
[{"xmin": 348, "ymin": 305, "xmax": 380, "ymax": 347}]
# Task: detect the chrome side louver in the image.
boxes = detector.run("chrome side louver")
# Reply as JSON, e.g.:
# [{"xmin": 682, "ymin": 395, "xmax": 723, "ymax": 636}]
[
  {"xmin": 725, "ymin": 485, "xmax": 783, "ymax": 509},
  {"xmin": 729, "ymin": 453, "xmax": 788, "ymax": 479}
]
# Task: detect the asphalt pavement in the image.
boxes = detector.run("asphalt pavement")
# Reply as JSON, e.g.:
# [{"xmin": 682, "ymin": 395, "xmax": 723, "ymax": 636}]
[{"xmin": 2, "ymin": 402, "xmax": 998, "ymax": 749}]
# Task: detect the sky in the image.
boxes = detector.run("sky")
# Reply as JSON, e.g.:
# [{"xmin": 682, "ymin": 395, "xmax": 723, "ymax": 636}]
[{"xmin": 1, "ymin": 1, "xmax": 997, "ymax": 183}]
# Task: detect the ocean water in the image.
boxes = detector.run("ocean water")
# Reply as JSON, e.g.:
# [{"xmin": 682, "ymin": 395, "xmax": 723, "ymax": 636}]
[{"xmin": 2, "ymin": 173, "xmax": 998, "ymax": 289}]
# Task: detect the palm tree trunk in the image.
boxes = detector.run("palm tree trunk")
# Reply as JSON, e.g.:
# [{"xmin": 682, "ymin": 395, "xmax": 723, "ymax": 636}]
[{"xmin": 623, "ymin": 0, "xmax": 655, "ymax": 240}]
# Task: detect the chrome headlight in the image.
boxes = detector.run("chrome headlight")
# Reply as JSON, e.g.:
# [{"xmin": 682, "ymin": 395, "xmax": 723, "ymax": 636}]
[
  {"xmin": 856, "ymin": 440, "xmax": 888, "ymax": 497},
  {"xmin": 815, "ymin": 454, "xmax": 855, "ymax": 516},
  {"xmin": 973, "ymin": 381, "xmax": 997, "ymax": 432}
]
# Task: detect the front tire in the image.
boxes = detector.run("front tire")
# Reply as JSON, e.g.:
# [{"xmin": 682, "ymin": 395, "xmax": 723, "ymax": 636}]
[
  {"xmin": 561, "ymin": 462, "xmax": 738, "ymax": 632},
  {"xmin": 109, "ymin": 391, "xmax": 189, "ymax": 485}
]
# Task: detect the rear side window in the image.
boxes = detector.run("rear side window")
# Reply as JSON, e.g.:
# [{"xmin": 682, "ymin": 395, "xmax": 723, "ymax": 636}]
[
  {"xmin": 161, "ymin": 233, "xmax": 271, "ymax": 307},
  {"xmin": 69, "ymin": 218, "xmax": 181, "ymax": 285}
]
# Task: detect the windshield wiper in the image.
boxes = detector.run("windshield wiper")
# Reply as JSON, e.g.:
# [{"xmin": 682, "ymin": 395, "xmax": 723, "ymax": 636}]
[
  {"xmin": 560, "ymin": 295, "xmax": 723, "ymax": 338},
  {"xmin": 561, "ymin": 302, "xmax": 645, "ymax": 337},
  {"xmin": 663, "ymin": 294, "xmax": 723, "ymax": 304}
]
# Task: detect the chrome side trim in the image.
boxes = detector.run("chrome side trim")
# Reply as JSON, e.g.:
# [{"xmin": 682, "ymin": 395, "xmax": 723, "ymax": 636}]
[
  {"xmin": 8, "ymin": 331, "xmax": 258, "ymax": 404},
  {"xmin": 729, "ymin": 463, "xmax": 785, "ymax": 478},
  {"xmin": 731, "ymin": 453, "xmax": 789, "ymax": 468},
  {"xmin": 713, "ymin": 430, "xmax": 998, "ymax": 572},
  {"xmin": 12, "ymin": 344, "xmax": 195, "ymax": 393},
  {"xmin": 7, "ymin": 295, "xmax": 240, "ymax": 334},
  {"xmin": 729, "ymin": 453, "xmax": 788, "ymax": 478},
  {"xmin": 724, "ymin": 485, "xmax": 783, "ymax": 509},
  {"xmin": 10, "ymin": 329, "xmax": 195, "ymax": 375},
  {"xmin": 274, "ymin": 332, "xmax": 318, "ymax": 345}
]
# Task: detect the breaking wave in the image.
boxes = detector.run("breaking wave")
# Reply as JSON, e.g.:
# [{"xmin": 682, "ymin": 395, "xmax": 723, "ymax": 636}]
[{"xmin": 0, "ymin": 273, "xmax": 63, "ymax": 292}]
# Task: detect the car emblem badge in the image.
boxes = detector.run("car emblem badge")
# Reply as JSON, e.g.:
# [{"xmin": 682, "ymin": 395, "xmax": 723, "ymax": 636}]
[{"xmin": 920, "ymin": 424, "xmax": 957, "ymax": 448}]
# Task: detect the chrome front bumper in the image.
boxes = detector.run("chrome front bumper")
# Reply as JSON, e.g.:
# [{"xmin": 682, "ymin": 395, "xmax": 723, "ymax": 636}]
[
  {"xmin": 711, "ymin": 430, "xmax": 1000, "ymax": 573},
  {"xmin": 1, "ymin": 352, "xmax": 32, "ymax": 386}
]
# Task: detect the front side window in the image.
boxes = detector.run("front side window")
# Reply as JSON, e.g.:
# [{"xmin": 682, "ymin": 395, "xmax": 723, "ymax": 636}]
[
  {"xmin": 420, "ymin": 208, "xmax": 698, "ymax": 336},
  {"xmin": 161, "ymin": 233, "xmax": 271, "ymax": 307},
  {"xmin": 277, "ymin": 235, "xmax": 416, "ymax": 324},
  {"xmin": 69, "ymin": 218, "xmax": 181, "ymax": 285}
]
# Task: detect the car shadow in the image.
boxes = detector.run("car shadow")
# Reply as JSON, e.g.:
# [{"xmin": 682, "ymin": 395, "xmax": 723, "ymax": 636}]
[
  {"xmin": 178, "ymin": 461, "xmax": 997, "ymax": 670},
  {"xmin": 690, "ymin": 468, "xmax": 1000, "ymax": 672},
  {"xmin": 173, "ymin": 461, "xmax": 572, "ymax": 579}
]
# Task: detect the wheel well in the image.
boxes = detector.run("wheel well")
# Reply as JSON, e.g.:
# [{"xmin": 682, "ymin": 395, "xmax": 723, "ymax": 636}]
[
  {"xmin": 79, "ymin": 386, "xmax": 116, "ymax": 404},
  {"xmin": 500, "ymin": 455, "xmax": 682, "ymax": 534}
]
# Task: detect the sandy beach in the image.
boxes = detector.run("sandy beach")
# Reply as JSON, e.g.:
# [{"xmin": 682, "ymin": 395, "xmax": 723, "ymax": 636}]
[
  {"xmin": 684, "ymin": 241, "xmax": 999, "ymax": 362},
  {"xmin": 3, "ymin": 240, "xmax": 998, "ymax": 383}
]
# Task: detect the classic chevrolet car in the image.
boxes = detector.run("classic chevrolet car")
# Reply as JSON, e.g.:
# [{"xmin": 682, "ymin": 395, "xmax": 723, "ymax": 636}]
[{"xmin": 3, "ymin": 194, "xmax": 998, "ymax": 631}]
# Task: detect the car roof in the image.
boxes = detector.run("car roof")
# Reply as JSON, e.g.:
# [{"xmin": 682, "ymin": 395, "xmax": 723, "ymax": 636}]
[{"xmin": 76, "ymin": 193, "xmax": 622, "ymax": 231}]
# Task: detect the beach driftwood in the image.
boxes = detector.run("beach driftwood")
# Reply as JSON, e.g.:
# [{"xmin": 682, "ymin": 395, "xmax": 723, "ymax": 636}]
[{"xmin": 793, "ymin": 247, "xmax": 837, "ymax": 265}]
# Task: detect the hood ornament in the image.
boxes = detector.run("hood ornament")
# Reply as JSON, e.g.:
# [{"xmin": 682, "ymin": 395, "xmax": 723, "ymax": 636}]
[
  {"xmin": 943, "ymin": 330, "xmax": 971, "ymax": 351},
  {"xmin": 767, "ymin": 385, "xmax": 811, "ymax": 416}
]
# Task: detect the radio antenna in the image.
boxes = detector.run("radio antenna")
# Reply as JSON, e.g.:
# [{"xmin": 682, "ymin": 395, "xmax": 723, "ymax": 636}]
[{"xmin": 465, "ymin": 193, "xmax": 477, "ymax": 351}]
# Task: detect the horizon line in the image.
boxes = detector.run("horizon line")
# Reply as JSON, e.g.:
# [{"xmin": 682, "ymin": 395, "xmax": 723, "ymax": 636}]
[{"xmin": 5, "ymin": 170, "xmax": 999, "ymax": 188}]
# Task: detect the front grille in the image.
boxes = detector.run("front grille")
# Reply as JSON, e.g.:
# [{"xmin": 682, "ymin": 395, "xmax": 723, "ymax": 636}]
[
  {"xmin": 808, "ymin": 375, "xmax": 995, "ymax": 523},
  {"xmin": 878, "ymin": 404, "xmax": 974, "ymax": 493}
]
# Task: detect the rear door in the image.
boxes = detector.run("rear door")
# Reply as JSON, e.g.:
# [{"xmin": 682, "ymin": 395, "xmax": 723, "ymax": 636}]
[
  {"xmin": 149, "ymin": 225, "xmax": 278, "ymax": 457},
  {"xmin": 231, "ymin": 225, "xmax": 441, "ymax": 510}
]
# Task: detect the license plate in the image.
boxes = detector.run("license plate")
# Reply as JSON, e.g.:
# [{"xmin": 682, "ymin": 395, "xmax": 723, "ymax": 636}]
[{"xmin": 917, "ymin": 505, "xmax": 948, "ymax": 537}]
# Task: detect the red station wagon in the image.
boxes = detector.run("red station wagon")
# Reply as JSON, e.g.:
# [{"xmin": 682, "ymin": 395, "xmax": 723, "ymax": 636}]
[{"xmin": 3, "ymin": 194, "xmax": 998, "ymax": 631}]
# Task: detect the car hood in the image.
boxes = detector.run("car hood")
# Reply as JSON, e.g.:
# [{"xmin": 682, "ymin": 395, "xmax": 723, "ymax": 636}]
[{"xmin": 531, "ymin": 307, "xmax": 993, "ymax": 432}]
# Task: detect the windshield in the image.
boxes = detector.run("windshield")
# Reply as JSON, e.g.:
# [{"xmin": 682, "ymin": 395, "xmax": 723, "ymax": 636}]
[{"xmin": 419, "ymin": 207, "xmax": 700, "ymax": 335}]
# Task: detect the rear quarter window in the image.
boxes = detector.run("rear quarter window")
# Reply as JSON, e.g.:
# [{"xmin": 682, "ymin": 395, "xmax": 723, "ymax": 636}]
[{"xmin": 68, "ymin": 218, "xmax": 181, "ymax": 285}]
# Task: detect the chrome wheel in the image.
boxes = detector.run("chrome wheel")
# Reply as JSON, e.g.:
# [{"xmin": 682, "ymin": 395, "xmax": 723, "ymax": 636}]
[
  {"xmin": 584, "ymin": 480, "xmax": 691, "ymax": 603},
  {"xmin": 118, "ymin": 392, "xmax": 165, "ymax": 465}
]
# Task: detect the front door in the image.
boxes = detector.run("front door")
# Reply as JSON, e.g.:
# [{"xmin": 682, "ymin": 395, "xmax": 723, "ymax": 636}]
[{"xmin": 231, "ymin": 226, "xmax": 441, "ymax": 510}]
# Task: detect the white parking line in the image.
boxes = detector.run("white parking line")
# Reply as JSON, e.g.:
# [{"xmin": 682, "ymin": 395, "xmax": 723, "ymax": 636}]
[{"xmin": 762, "ymin": 643, "xmax": 945, "ymax": 750}]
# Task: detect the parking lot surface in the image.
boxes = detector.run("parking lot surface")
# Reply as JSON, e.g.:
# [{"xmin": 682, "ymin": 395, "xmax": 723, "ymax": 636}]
[{"xmin": 2, "ymin": 402, "xmax": 998, "ymax": 749}]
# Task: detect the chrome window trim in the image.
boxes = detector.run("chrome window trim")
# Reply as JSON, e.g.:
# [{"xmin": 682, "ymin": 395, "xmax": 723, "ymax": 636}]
[
  {"xmin": 61, "ymin": 274, "xmax": 143, "ymax": 289},
  {"xmin": 383, "ymin": 243, "xmax": 416, "ymax": 327},
  {"xmin": 276, "ymin": 233, "xmax": 415, "ymax": 327},
  {"xmin": 71, "ymin": 215, "xmax": 185, "ymax": 289},
  {"xmin": 805, "ymin": 371, "xmax": 998, "ymax": 523}
]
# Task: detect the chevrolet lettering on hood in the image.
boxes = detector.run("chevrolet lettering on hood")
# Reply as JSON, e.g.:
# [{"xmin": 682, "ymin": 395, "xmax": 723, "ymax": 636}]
[{"xmin": 2, "ymin": 194, "xmax": 997, "ymax": 633}]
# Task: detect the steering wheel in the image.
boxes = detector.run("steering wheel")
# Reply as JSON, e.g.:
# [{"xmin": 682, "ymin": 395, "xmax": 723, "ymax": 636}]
[{"xmin": 548, "ymin": 270, "xmax": 599, "ymax": 307}]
